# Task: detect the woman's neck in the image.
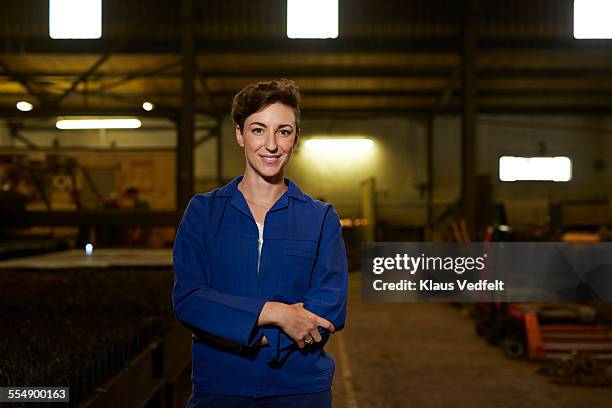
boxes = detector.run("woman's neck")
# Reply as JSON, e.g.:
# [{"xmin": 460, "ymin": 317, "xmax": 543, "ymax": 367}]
[{"xmin": 238, "ymin": 171, "xmax": 287, "ymax": 204}]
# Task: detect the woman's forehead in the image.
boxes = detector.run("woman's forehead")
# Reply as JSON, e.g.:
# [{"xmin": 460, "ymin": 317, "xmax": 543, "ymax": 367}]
[{"xmin": 245, "ymin": 103, "xmax": 295, "ymax": 126}]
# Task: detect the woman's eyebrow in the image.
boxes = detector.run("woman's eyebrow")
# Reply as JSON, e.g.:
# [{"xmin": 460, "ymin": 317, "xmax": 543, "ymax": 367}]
[
  {"xmin": 250, "ymin": 122, "xmax": 267, "ymax": 127},
  {"xmin": 278, "ymin": 124, "xmax": 293, "ymax": 129}
]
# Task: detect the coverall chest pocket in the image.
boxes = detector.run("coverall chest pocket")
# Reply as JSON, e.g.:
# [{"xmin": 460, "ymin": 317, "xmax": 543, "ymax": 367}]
[{"xmin": 278, "ymin": 241, "xmax": 318, "ymax": 297}]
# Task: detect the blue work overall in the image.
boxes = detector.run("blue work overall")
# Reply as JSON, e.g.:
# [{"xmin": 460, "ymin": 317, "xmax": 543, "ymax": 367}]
[{"xmin": 172, "ymin": 175, "xmax": 349, "ymax": 403}]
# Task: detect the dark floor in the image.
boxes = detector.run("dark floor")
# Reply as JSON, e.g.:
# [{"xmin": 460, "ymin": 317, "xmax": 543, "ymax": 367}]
[{"xmin": 326, "ymin": 272, "xmax": 612, "ymax": 408}]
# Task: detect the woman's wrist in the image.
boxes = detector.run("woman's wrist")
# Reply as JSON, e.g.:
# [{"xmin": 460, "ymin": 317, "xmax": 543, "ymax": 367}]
[{"xmin": 258, "ymin": 301, "xmax": 285, "ymax": 326}]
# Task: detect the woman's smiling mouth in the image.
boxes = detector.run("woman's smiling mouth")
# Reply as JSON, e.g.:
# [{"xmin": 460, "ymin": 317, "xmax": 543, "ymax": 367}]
[{"xmin": 260, "ymin": 154, "xmax": 281, "ymax": 164}]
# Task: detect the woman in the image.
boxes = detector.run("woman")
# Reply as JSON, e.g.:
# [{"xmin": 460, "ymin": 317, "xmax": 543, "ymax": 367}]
[{"xmin": 172, "ymin": 79, "xmax": 349, "ymax": 407}]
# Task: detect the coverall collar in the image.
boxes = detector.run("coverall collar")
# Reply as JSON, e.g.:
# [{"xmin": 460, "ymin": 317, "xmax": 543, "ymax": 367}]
[{"xmin": 217, "ymin": 175, "xmax": 307, "ymax": 220}]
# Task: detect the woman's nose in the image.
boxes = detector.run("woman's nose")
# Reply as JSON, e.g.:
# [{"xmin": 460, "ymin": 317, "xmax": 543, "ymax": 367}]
[{"xmin": 264, "ymin": 130, "xmax": 278, "ymax": 151}]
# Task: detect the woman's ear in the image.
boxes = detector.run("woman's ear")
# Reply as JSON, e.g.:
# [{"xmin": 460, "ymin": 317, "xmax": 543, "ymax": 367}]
[{"xmin": 235, "ymin": 124, "xmax": 244, "ymax": 147}]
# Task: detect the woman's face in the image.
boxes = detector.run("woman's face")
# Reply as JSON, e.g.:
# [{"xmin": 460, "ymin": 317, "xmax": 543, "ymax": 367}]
[{"xmin": 236, "ymin": 102, "xmax": 298, "ymax": 180}]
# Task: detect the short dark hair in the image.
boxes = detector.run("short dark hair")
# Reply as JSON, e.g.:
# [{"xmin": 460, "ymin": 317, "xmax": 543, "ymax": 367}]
[{"xmin": 231, "ymin": 78, "xmax": 301, "ymax": 136}]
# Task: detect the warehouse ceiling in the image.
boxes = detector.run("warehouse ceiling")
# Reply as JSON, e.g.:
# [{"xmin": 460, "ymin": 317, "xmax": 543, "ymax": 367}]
[{"xmin": 1, "ymin": 0, "xmax": 612, "ymax": 119}]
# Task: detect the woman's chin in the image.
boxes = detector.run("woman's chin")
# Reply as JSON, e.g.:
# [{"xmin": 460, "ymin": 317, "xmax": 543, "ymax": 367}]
[
  {"xmin": 262, "ymin": 170, "xmax": 283, "ymax": 179},
  {"xmin": 249, "ymin": 164, "xmax": 283, "ymax": 179},
  {"xmin": 248, "ymin": 160, "xmax": 286, "ymax": 178}
]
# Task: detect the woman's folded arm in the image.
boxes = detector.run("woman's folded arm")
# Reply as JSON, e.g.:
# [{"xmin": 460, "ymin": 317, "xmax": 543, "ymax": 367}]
[{"xmin": 172, "ymin": 195, "xmax": 267, "ymax": 347}]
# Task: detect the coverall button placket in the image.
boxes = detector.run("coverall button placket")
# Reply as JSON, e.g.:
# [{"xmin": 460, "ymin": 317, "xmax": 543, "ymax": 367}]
[{"xmin": 255, "ymin": 190, "xmax": 289, "ymax": 297}]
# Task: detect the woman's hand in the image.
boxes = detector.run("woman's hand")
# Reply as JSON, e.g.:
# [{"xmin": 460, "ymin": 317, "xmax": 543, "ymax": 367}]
[{"xmin": 259, "ymin": 301, "xmax": 336, "ymax": 348}]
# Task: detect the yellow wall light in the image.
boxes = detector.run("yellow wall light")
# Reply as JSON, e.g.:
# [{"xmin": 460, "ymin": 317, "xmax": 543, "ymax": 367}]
[{"xmin": 56, "ymin": 118, "xmax": 142, "ymax": 130}]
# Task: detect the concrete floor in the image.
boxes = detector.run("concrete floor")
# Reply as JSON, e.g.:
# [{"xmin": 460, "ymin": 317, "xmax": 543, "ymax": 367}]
[{"xmin": 326, "ymin": 272, "xmax": 612, "ymax": 408}]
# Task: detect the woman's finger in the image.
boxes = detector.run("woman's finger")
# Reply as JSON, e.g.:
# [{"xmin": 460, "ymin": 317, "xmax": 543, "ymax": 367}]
[
  {"xmin": 296, "ymin": 337, "xmax": 306, "ymax": 348},
  {"xmin": 316, "ymin": 316, "xmax": 336, "ymax": 333},
  {"xmin": 309, "ymin": 329, "xmax": 323, "ymax": 343},
  {"xmin": 299, "ymin": 307, "xmax": 336, "ymax": 333}
]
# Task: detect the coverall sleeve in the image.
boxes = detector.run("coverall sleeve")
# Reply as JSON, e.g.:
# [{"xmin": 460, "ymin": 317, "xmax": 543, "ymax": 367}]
[
  {"xmin": 172, "ymin": 195, "xmax": 267, "ymax": 347},
  {"xmin": 265, "ymin": 205, "xmax": 349, "ymax": 364}
]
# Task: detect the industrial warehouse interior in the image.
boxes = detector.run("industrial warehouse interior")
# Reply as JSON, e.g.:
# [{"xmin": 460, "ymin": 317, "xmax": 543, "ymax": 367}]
[{"xmin": 1, "ymin": 0, "xmax": 612, "ymax": 407}]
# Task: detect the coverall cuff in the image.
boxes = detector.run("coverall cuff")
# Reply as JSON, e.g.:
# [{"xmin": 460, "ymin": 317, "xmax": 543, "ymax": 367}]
[
  {"xmin": 263, "ymin": 327, "xmax": 299, "ymax": 364},
  {"xmin": 263, "ymin": 327, "xmax": 280, "ymax": 363},
  {"xmin": 240, "ymin": 298, "xmax": 268, "ymax": 347},
  {"xmin": 246, "ymin": 325, "xmax": 267, "ymax": 347}
]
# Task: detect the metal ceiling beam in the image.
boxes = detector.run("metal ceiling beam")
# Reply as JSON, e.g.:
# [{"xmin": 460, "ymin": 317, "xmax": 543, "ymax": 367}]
[
  {"xmin": 10, "ymin": 89, "xmax": 612, "ymax": 99},
  {"xmin": 214, "ymin": 89, "xmax": 449, "ymax": 98},
  {"xmin": 6, "ymin": 67, "xmax": 612, "ymax": 81},
  {"xmin": 96, "ymin": 60, "xmax": 182, "ymax": 93},
  {"xmin": 197, "ymin": 74, "xmax": 219, "ymax": 114},
  {"xmin": 52, "ymin": 52, "xmax": 115, "ymax": 106},
  {"xmin": 51, "ymin": 33, "xmax": 137, "ymax": 106},
  {"xmin": 3, "ymin": 71, "xmax": 180, "ymax": 78},
  {"xmin": 199, "ymin": 68, "xmax": 455, "ymax": 78},
  {"xmin": 477, "ymin": 69, "xmax": 612, "ymax": 79},
  {"xmin": 0, "ymin": 38, "xmax": 463, "ymax": 54},
  {"xmin": 187, "ymin": 68, "xmax": 612, "ymax": 80},
  {"xmin": 8, "ymin": 123, "xmax": 37, "ymax": 148},
  {"xmin": 4, "ymin": 37, "xmax": 612, "ymax": 55},
  {"xmin": 303, "ymin": 106, "xmax": 612, "ymax": 115},
  {"xmin": 195, "ymin": 131, "xmax": 214, "ymax": 146},
  {"xmin": 0, "ymin": 58, "xmax": 47, "ymax": 103},
  {"xmin": 209, "ymin": 89, "xmax": 612, "ymax": 99}
]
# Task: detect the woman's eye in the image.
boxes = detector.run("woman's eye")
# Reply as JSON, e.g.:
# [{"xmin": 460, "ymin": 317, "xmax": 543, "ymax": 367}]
[
  {"xmin": 278, "ymin": 129, "xmax": 292, "ymax": 136},
  {"xmin": 252, "ymin": 128, "xmax": 263, "ymax": 134}
]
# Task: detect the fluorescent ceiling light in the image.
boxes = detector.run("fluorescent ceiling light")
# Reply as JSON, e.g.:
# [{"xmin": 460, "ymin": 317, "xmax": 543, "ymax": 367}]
[
  {"xmin": 287, "ymin": 0, "xmax": 338, "ymax": 39},
  {"xmin": 56, "ymin": 118, "xmax": 142, "ymax": 129},
  {"xmin": 16, "ymin": 101, "xmax": 33, "ymax": 112},
  {"xmin": 49, "ymin": 0, "xmax": 102, "ymax": 39},
  {"xmin": 499, "ymin": 156, "xmax": 572, "ymax": 182},
  {"xmin": 304, "ymin": 137, "xmax": 373, "ymax": 155},
  {"xmin": 574, "ymin": 0, "xmax": 612, "ymax": 39}
]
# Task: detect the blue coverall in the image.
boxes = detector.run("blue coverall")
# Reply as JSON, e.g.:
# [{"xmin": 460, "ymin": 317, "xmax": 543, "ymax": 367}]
[{"xmin": 172, "ymin": 175, "xmax": 349, "ymax": 402}]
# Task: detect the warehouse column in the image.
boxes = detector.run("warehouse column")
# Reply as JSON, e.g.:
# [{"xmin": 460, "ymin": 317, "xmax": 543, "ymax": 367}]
[
  {"xmin": 177, "ymin": 0, "xmax": 195, "ymax": 210},
  {"xmin": 216, "ymin": 115, "xmax": 223, "ymax": 185},
  {"xmin": 461, "ymin": 0, "xmax": 478, "ymax": 240},
  {"xmin": 426, "ymin": 114, "xmax": 434, "ymax": 241}
]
